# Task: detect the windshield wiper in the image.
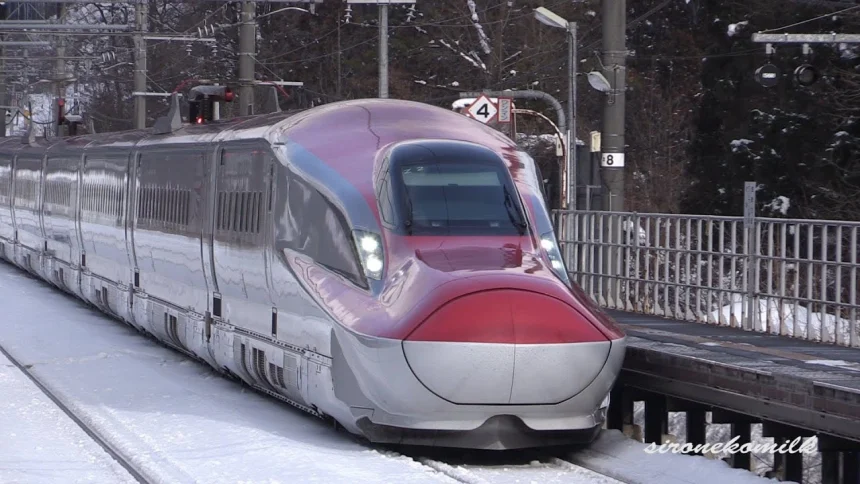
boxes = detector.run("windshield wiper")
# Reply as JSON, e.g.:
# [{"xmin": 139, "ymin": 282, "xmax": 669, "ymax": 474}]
[{"xmin": 503, "ymin": 185, "xmax": 527, "ymax": 235}]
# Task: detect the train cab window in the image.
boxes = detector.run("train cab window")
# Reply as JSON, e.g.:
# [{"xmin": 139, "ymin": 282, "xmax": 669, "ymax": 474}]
[
  {"xmin": 377, "ymin": 178, "xmax": 394, "ymax": 224},
  {"xmin": 386, "ymin": 145, "xmax": 528, "ymax": 236},
  {"xmin": 283, "ymin": 175, "xmax": 365, "ymax": 288}
]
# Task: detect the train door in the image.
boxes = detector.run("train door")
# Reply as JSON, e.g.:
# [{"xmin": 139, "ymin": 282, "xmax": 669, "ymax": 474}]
[
  {"xmin": 125, "ymin": 151, "xmax": 140, "ymax": 315},
  {"xmin": 72, "ymin": 153, "xmax": 84, "ymax": 293},
  {"xmin": 130, "ymin": 146, "xmax": 209, "ymax": 349},
  {"xmin": 202, "ymin": 145, "xmax": 220, "ymax": 320},
  {"xmin": 42, "ymin": 151, "xmax": 83, "ymax": 294},
  {"xmin": 209, "ymin": 140, "xmax": 274, "ymax": 336},
  {"xmin": 11, "ymin": 152, "xmax": 47, "ymax": 274},
  {"xmin": 0, "ymin": 149, "xmax": 16, "ymax": 258}
]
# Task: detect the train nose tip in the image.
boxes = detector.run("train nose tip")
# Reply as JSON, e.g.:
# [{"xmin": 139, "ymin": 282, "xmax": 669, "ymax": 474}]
[{"xmin": 402, "ymin": 289, "xmax": 612, "ymax": 405}]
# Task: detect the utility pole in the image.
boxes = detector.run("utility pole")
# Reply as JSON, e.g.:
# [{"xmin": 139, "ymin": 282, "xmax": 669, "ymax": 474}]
[
  {"xmin": 0, "ymin": 3, "xmax": 5, "ymax": 138},
  {"xmin": 378, "ymin": 4, "xmax": 388, "ymax": 98},
  {"xmin": 337, "ymin": 17, "xmax": 342, "ymax": 98},
  {"xmin": 568, "ymin": 21, "xmax": 577, "ymax": 210},
  {"xmin": 600, "ymin": 0, "xmax": 626, "ymax": 213},
  {"xmin": 600, "ymin": 0, "xmax": 626, "ymax": 306},
  {"xmin": 347, "ymin": 1, "xmax": 416, "ymax": 99},
  {"xmin": 55, "ymin": 3, "xmax": 66, "ymax": 136},
  {"xmin": 239, "ymin": 1, "xmax": 256, "ymax": 115},
  {"xmin": 133, "ymin": 0, "xmax": 148, "ymax": 129}
]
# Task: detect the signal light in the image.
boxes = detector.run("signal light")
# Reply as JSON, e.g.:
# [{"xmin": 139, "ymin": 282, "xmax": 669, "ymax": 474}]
[
  {"xmin": 755, "ymin": 63, "xmax": 780, "ymax": 88},
  {"xmin": 794, "ymin": 64, "xmax": 819, "ymax": 87},
  {"xmin": 186, "ymin": 85, "xmax": 233, "ymax": 124},
  {"xmin": 57, "ymin": 97, "xmax": 66, "ymax": 125}
]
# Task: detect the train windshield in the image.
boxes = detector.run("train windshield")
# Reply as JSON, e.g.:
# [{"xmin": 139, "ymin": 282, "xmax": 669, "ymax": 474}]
[{"xmin": 392, "ymin": 158, "xmax": 528, "ymax": 236}]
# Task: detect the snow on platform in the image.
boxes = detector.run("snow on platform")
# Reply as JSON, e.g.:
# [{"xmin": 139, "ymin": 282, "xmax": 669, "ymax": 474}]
[
  {"xmin": 0, "ymin": 263, "xmax": 455, "ymax": 484},
  {"xmin": 569, "ymin": 430, "xmax": 790, "ymax": 484},
  {"xmin": 0, "ymin": 351, "xmax": 138, "ymax": 484}
]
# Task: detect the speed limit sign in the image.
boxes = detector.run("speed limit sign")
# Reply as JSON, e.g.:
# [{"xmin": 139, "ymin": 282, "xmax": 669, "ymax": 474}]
[{"xmin": 601, "ymin": 153, "xmax": 625, "ymax": 167}]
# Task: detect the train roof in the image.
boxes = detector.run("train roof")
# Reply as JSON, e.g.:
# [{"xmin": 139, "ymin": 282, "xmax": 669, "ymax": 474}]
[{"xmin": 0, "ymin": 98, "xmax": 517, "ymax": 156}]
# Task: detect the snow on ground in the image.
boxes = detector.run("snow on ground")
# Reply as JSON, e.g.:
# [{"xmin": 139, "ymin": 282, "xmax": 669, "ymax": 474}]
[
  {"xmin": 0, "ymin": 351, "xmax": 138, "ymax": 484},
  {"xmin": 0, "ymin": 259, "xmax": 813, "ymax": 484},
  {"xmin": 0, "ymin": 263, "xmax": 458, "ymax": 484}
]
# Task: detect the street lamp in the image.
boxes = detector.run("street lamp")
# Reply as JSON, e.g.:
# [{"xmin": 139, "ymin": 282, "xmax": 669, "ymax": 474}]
[{"xmin": 534, "ymin": 7, "xmax": 577, "ymax": 211}]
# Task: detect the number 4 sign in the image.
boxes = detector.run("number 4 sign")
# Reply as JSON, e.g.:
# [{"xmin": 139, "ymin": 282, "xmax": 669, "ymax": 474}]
[
  {"xmin": 466, "ymin": 95, "xmax": 498, "ymax": 124},
  {"xmin": 601, "ymin": 152, "xmax": 625, "ymax": 168}
]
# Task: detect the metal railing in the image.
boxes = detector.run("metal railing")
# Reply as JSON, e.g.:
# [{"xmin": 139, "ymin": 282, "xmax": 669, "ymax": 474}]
[{"xmin": 554, "ymin": 209, "xmax": 860, "ymax": 348}]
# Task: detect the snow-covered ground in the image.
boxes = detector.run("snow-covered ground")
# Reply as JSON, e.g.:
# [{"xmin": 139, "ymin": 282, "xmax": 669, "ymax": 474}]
[
  {"xmin": 0, "ymin": 263, "xmax": 457, "ymax": 484},
  {"xmin": 0, "ymin": 260, "xmax": 794, "ymax": 483},
  {"xmin": 0, "ymin": 350, "xmax": 138, "ymax": 484}
]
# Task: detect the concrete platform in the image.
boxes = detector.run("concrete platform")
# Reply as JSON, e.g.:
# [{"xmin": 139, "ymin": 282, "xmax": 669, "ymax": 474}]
[{"xmin": 609, "ymin": 310, "xmax": 860, "ymax": 444}]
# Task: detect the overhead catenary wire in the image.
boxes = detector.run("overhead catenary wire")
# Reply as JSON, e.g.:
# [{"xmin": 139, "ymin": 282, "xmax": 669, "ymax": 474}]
[{"xmin": 759, "ymin": 4, "xmax": 860, "ymax": 32}]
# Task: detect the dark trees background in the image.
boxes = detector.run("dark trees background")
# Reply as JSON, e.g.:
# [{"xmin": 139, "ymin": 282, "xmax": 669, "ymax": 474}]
[{"xmin": 32, "ymin": 0, "xmax": 860, "ymax": 221}]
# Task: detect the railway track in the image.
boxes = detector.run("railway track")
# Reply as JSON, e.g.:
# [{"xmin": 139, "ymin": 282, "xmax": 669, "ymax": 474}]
[
  {"xmin": 0, "ymin": 342, "xmax": 152, "ymax": 484},
  {"xmin": 0, "ymin": 263, "xmax": 628, "ymax": 484},
  {"xmin": 3, "ymin": 334, "xmax": 623, "ymax": 484},
  {"xmin": 378, "ymin": 444, "xmax": 629, "ymax": 484}
]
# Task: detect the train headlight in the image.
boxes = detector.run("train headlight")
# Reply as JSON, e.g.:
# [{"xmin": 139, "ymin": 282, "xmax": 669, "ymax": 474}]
[
  {"xmin": 353, "ymin": 230, "xmax": 384, "ymax": 280},
  {"xmin": 540, "ymin": 231, "xmax": 571, "ymax": 286}
]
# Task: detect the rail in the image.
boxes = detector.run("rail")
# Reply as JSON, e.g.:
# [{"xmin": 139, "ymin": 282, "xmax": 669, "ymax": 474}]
[{"xmin": 554, "ymin": 209, "xmax": 860, "ymax": 348}]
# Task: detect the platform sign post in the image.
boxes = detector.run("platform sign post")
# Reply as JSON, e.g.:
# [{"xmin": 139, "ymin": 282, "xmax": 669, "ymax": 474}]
[
  {"xmin": 497, "ymin": 98, "xmax": 512, "ymax": 123},
  {"xmin": 466, "ymin": 94, "xmax": 498, "ymax": 124},
  {"xmin": 497, "ymin": 97, "xmax": 514, "ymax": 138}
]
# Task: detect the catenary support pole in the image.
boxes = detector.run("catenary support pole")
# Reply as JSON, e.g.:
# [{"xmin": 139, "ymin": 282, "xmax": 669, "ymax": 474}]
[
  {"xmin": 239, "ymin": 0, "xmax": 256, "ymax": 115},
  {"xmin": 133, "ymin": 0, "xmax": 148, "ymax": 129},
  {"xmin": 55, "ymin": 3, "xmax": 66, "ymax": 136},
  {"xmin": 379, "ymin": 4, "xmax": 388, "ymax": 98},
  {"xmin": 568, "ymin": 21, "xmax": 577, "ymax": 210},
  {"xmin": 600, "ymin": 0, "xmax": 626, "ymax": 306},
  {"xmin": 600, "ymin": 0, "xmax": 626, "ymax": 213},
  {"xmin": 0, "ymin": 3, "xmax": 5, "ymax": 138}
]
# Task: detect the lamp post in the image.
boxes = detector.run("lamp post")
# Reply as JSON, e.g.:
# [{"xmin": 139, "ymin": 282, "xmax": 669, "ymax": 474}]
[{"xmin": 534, "ymin": 7, "xmax": 577, "ymax": 211}]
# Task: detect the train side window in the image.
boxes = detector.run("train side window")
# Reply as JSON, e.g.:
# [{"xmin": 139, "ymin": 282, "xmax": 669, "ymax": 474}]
[
  {"xmin": 136, "ymin": 150, "xmax": 201, "ymax": 232},
  {"xmin": 0, "ymin": 155, "xmax": 10, "ymax": 207},
  {"xmin": 217, "ymin": 147, "xmax": 266, "ymax": 238},
  {"xmin": 284, "ymin": 175, "xmax": 365, "ymax": 288}
]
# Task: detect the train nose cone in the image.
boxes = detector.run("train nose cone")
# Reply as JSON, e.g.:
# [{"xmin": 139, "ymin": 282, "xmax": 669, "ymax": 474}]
[{"xmin": 402, "ymin": 289, "xmax": 612, "ymax": 405}]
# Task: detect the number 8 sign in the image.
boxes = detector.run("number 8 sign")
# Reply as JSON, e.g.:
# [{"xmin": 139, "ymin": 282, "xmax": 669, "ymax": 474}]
[{"xmin": 600, "ymin": 152, "xmax": 625, "ymax": 168}]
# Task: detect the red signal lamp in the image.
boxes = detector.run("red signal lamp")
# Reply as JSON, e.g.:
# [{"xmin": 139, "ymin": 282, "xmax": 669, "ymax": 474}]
[
  {"xmin": 57, "ymin": 97, "xmax": 66, "ymax": 125},
  {"xmin": 223, "ymin": 88, "xmax": 234, "ymax": 102}
]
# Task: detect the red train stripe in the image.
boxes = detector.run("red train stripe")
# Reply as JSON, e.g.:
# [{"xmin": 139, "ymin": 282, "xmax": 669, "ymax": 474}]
[{"xmin": 404, "ymin": 289, "xmax": 609, "ymax": 344}]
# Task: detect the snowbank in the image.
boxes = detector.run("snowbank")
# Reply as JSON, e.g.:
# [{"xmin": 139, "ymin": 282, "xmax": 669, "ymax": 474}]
[
  {"xmin": 711, "ymin": 294, "xmax": 857, "ymax": 344},
  {"xmin": 569, "ymin": 429, "xmax": 792, "ymax": 484}
]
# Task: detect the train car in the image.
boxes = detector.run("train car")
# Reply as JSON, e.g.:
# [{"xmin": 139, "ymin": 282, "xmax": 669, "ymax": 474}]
[{"xmin": 0, "ymin": 97, "xmax": 626, "ymax": 450}]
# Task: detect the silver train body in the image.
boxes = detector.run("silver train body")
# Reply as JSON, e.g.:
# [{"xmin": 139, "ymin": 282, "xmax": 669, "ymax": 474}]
[{"xmin": 0, "ymin": 99, "xmax": 626, "ymax": 449}]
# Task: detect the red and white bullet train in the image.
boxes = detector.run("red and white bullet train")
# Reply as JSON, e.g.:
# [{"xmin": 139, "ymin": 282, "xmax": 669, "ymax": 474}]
[{"xmin": 0, "ymin": 98, "xmax": 626, "ymax": 449}]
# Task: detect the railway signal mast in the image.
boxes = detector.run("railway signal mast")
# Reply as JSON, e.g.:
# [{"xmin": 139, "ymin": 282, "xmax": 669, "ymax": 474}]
[{"xmin": 751, "ymin": 33, "xmax": 860, "ymax": 87}]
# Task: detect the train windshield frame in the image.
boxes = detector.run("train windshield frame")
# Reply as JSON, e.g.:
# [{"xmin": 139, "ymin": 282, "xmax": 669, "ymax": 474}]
[{"xmin": 382, "ymin": 143, "xmax": 529, "ymax": 236}]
